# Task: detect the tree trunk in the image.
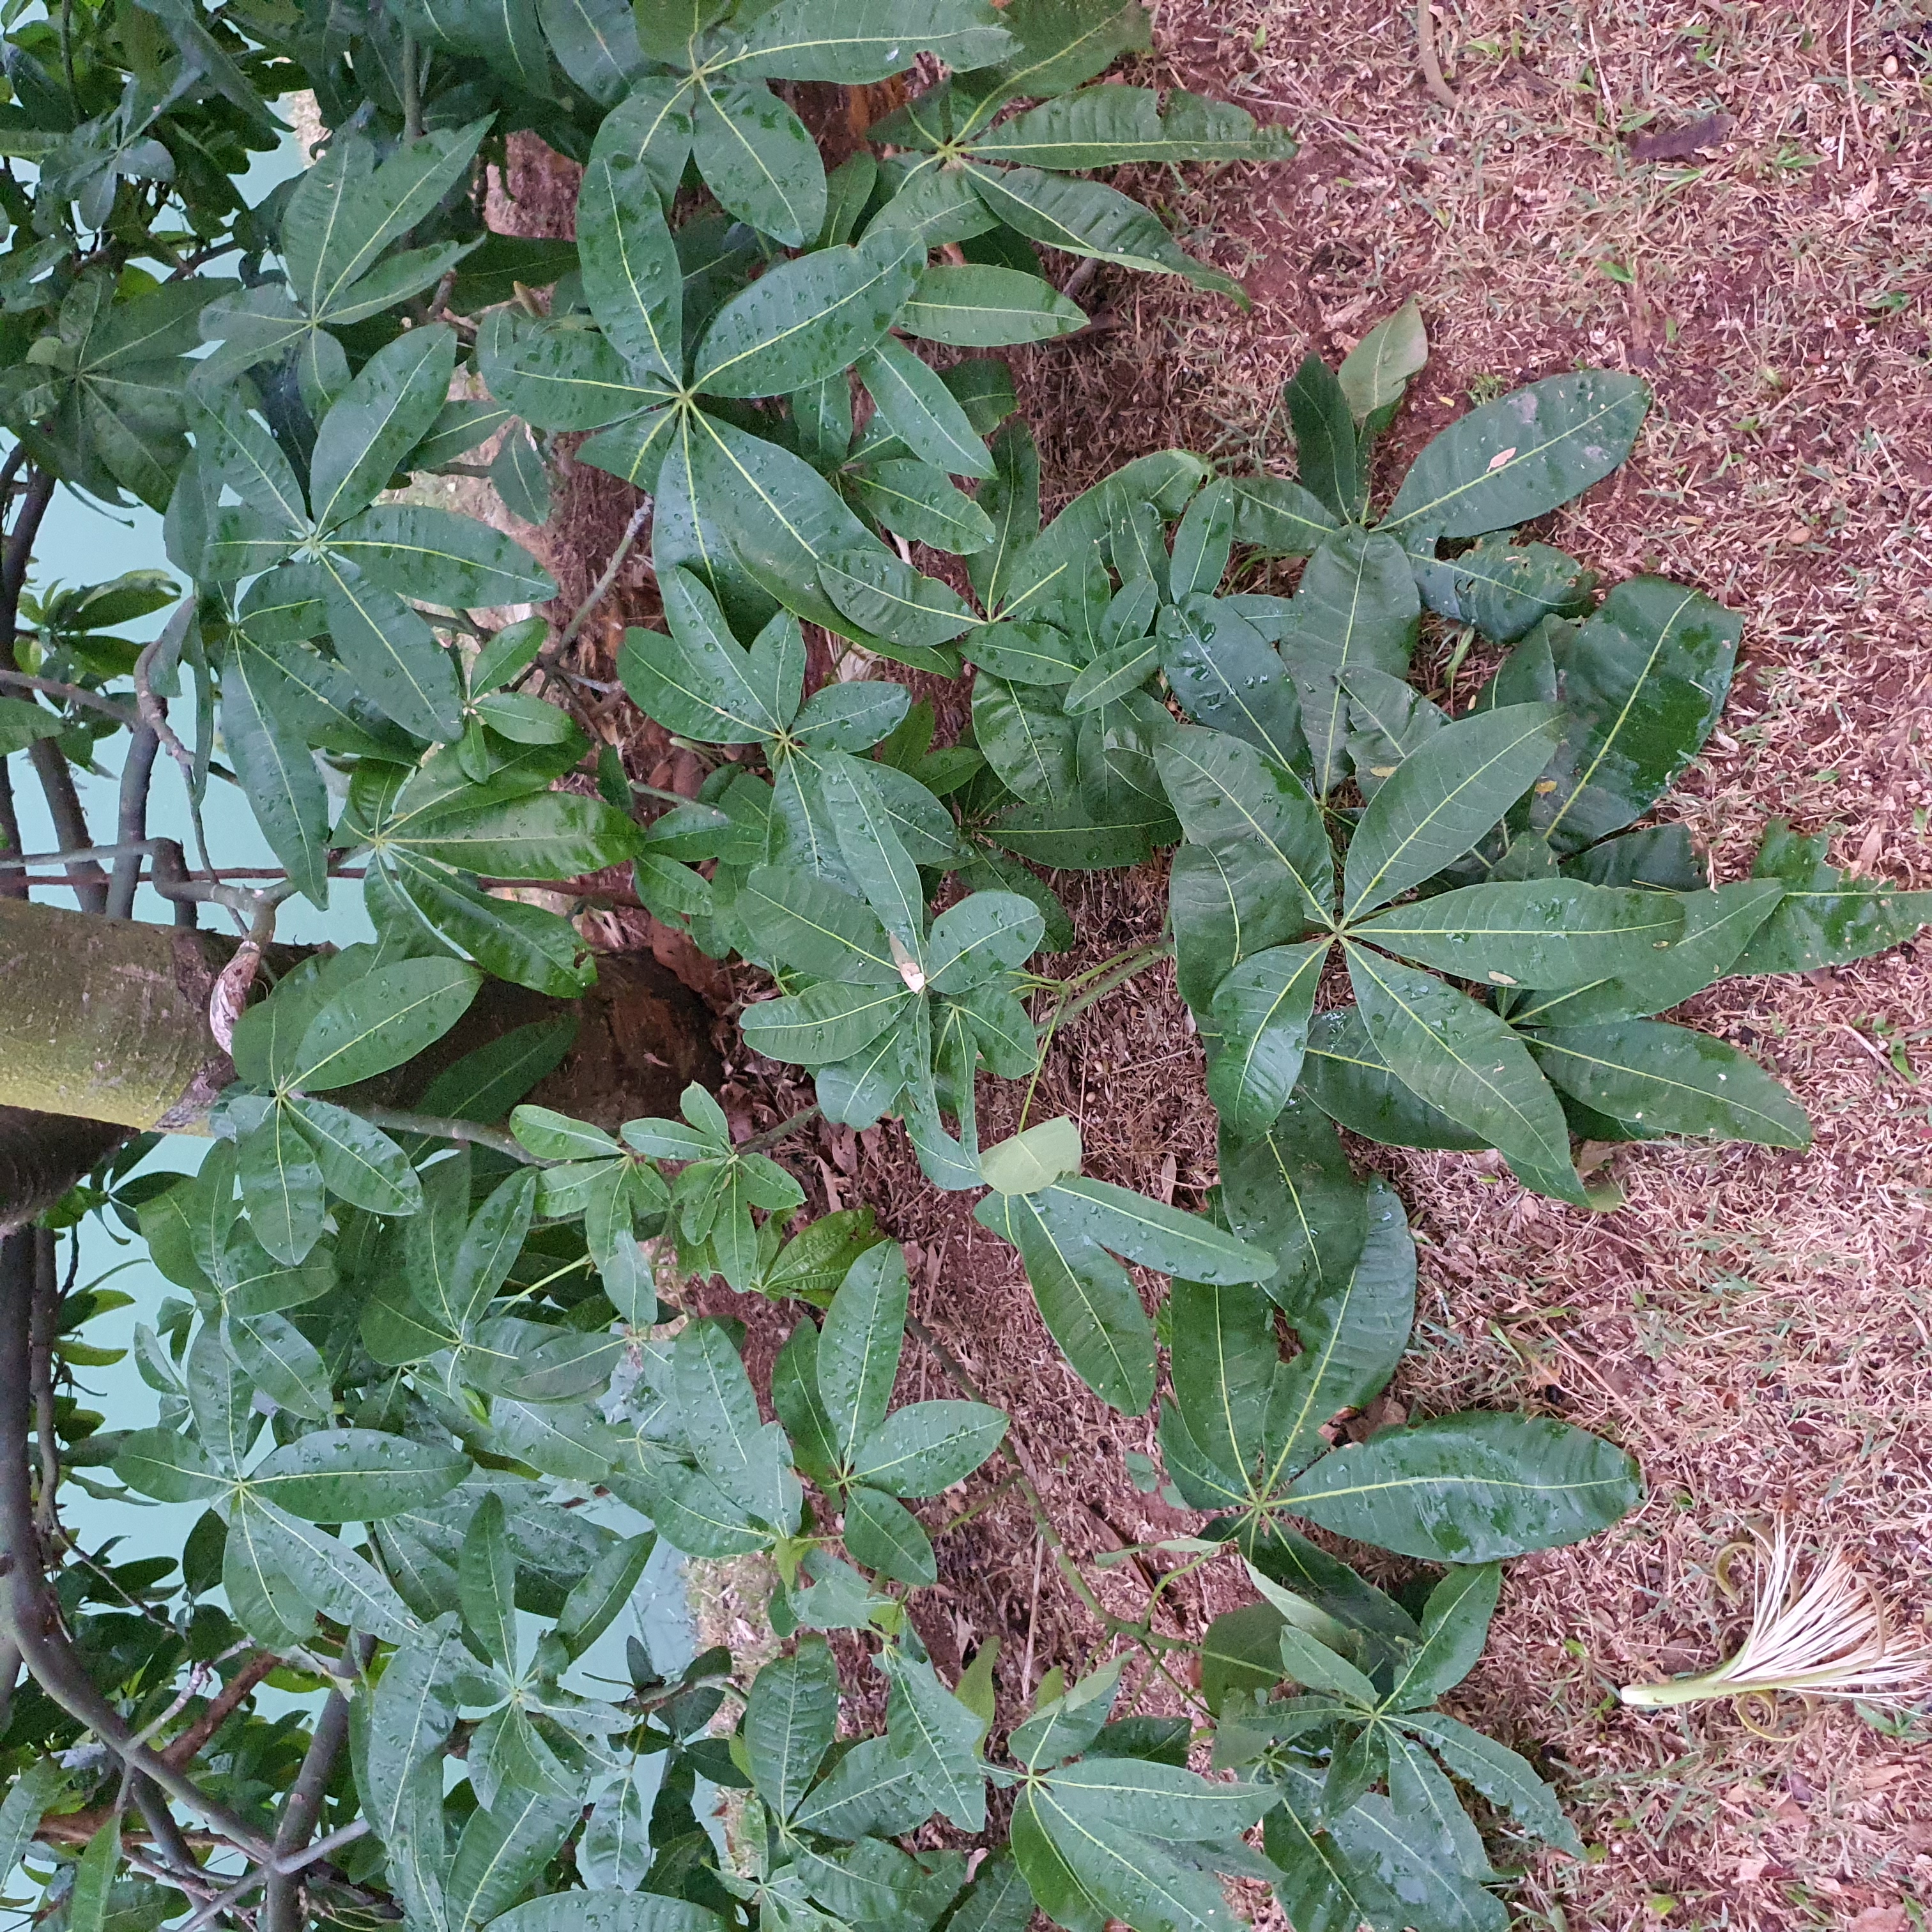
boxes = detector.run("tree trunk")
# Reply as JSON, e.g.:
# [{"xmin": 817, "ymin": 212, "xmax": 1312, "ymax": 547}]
[{"xmin": 0, "ymin": 897, "xmax": 723, "ymax": 1221}]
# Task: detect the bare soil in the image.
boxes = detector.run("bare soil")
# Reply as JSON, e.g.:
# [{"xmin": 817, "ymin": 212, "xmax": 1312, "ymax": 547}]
[{"xmin": 513, "ymin": 9, "xmax": 1932, "ymax": 1925}]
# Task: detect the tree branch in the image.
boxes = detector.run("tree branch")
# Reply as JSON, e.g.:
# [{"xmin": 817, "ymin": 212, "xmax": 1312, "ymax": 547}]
[
  {"xmin": 109, "ymin": 724, "xmax": 160, "ymax": 919},
  {"xmin": 263, "ymin": 1636, "xmax": 371, "ymax": 1932},
  {"xmin": 0, "ymin": 1233, "xmax": 275, "ymax": 1862},
  {"xmin": 160, "ymin": 1650, "xmax": 282, "ymax": 1768},
  {"xmin": 0, "ymin": 668, "xmax": 139, "ymax": 726},
  {"xmin": 29, "ymin": 1228, "xmax": 57, "ymax": 1542}
]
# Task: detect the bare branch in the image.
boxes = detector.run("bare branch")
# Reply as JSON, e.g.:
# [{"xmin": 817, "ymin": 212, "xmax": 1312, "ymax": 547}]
[
  {"xmin": 0, "ymin": 667, "xmax": 139, "ymax": 726},
  {"xmin": 0, "ymin": 1233, "xmax": 275, "ymax": 1862},
  {"xmin": 110, "ymin": 724, "xmax": 161, "ymax": 918},
  {"xmin": 264, "ymin": 1636, "xmax": 372, "ymax": 1932}
]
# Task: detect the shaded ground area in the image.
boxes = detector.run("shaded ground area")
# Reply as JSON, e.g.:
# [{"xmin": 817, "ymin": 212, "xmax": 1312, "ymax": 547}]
[{"xmin": 513, "ymin": 9, "xmax": 1932, "ymax": 1926}]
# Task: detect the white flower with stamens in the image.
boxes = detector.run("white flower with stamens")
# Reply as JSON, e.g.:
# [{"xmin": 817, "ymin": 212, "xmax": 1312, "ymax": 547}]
[{"xmin": 1620, "ymin": 1518, "xmax": 1932, "ymax": 1710}]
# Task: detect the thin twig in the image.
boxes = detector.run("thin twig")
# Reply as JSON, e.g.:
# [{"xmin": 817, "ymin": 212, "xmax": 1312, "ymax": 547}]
[
  {"xmin": 737, "ymin": 1103, "xmax": 820, "ymax": 1156},
  {"xmin": 0, "ymin": 667, "xmax": 139, "ymax": 725},
  {"xmin": 556, "ymin": 500, "xmax": 652, "ymax": 654},
  {"xmin": 29, "ymin": 1230, "xmax": 58, "ymax": 1543},
  {"xmin": 1416, "ymin": 0, "xmax": 1459, "ymax": 109},
  {"xmin": 349, "ymin": 1105, "xmax": 533, "ymax": 1162}
]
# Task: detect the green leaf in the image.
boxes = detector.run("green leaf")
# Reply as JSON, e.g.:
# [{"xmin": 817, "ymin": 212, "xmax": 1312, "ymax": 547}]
[
  {"xmin": 1276, "ymin": 528, "xmax": 1421, "ymax": 796},
  {"xmin": 68, "ymin": 1816, "xmax": 120, "ymax": 1932},
  {"xmin": 694, "ymin": 229, "xmax": 916, "ymax": 399},
  {"xmin": 1158, "ymin": 593, "xmax": 1307, "ymax": 774},
  {"xmin": 852, "ymin": 1399, "xmax": 1007, "ymax": 1496},
  {"xmin": 1169, "ymin": 485, "xmax": 1236, "ymax": 609},
  {"xmin": 445, "ymin": 1789, "xmax": 581, "ymax": 1932},
  {"xmin": 1383, "ymin": 1729, "xmax": 1495, "ymax": 1880},
  {"xmin": 220, "ymin": 647, "xmax": 332, "ymax": 908},
  {"xmin": 740, "ymin": 865, "xmax": 898, "ymax": 984},
  {"xmin": 1346, "ymin": 945, "xmax": 1581, "ymax": 1199},
  {"xmin": 979, "ymin": 1116, "xmax": 1082, "ymax": 1195},
  {"xmin": 973, "ymin": 673, "xmax": 1080, "ymax": 806},
  {"xmin": 320, "ymin": 563, "xmax": 465, "ymax": 743},
  {"xmin": 848, "ymin": 457, "xmax": 995, "ymax": 554},
  {"xmin": 1207, "ymin": 938, "xmax": 1330, "ymax": 1143},
  {"xmin": 459, "ymin": 1491, "xmax": 519, "ymax": 1671},
  {"xmin": 1046, "ymin": 1757, "xmax": 1272, "ymax": 1840},
  {"xmin": 974, "ymin": 0, "xmax": 1150, "ymax": 96},
  {"xmin": 1342, "ymin": 703, "xmax": 1563, "ymax": 918},
  {"xmin": 1229, "ymin": 474, "xmax": 1340, "ymax": 558},
  {"xmin": 819, "ymin": 549, "xmax": 975, "ymax": 654},
  {"xmin": 967, "ymin": 84, "xmax": 1292, "ymax": 167},
  {"xmin": 969, "ymin": 419, "xmax": 1041, "ymax": 613},
  {"xmin": 1512, "ymin": 880, "xmax": 1782, "ymax": 1027},
  {"xmin": 1264, "ymin": 1610, "xmax": 1379, "ymax": 1705},
  {"xmin": 845, "ymin": 1485, "xmax": 937, "ymax": 1583},
  {"xmin": 114, "ymin": 1426, "xmax": 227, "ymax": 1503},
  {"xmin": 820, "ymin": 749, "xmax": 926, "ymax": 947},
  {"xmin": 947, "ymin": 1851, "xmax": 1036, "ymax": 1932},
  {"xmin": 1338, "ymin": 664, "xmax": 1444, "ymax": 804},
  {"xmin": 974, "ymin": 1188, "xmax": 1153, "ymax": 1414},
  {"xmin": 1011, "ymin": 1788, "xmax": 1107, "ymax": 1932},
  {"xmin": 926, "ymin": 891, "xmax": 1045, "ymax": 991},
  {"xmin": 618, "ymin": 566, "xmax": 798, "ymax": 744},
  {"xmin": 1532, "ymin": 578, "xmax": 1742, "ymax": 850},
  {"xmin": 1298, "ymin": 1009, "xmax": 1489, "ymax": 1150},
  {"xmin": 746, "ymin": 1635, "xmax": 839, "ymax": 1819},
  {"xmin": 966, "ymin": 165, "xmax": 1235, "ymax": 296},
  {"xmin": 1216, "ymin": 1099, "xmax": 1372, "ymax": 1314},
  {"xmin": 857, "ymin": 337, "xmax": 993, "ymax": 477},
  {"xmin": 1264, "ymin": 1795, "xmax": 1410, "ymax": 1932},
  {"xmin": 1286, "ymin": 1410, "xmax": 1643, "ymax": 1560},
  {"xmin": 880, "ymin": 1644, "xmax": 985, "ymax": 1831},
  {"xmin": 1338, "ymin": 298, "xmax": 1428, "ymax": 425},
  {"xmin": 249, "ymin": 1495, "xmax": 417, "ymax": 1638},
  {"xmin": 1525, "ymin": 1019, "xmax": 1811, "ymax": 1148},
  {"xmin": 687, "ymin": 413, "xmax": 895, "ymax": 632},
  {"xmin": 1284, "ymin": 353, "xmax": 1360, "ymax": 521},
  {"xmin": 310, "ymin": 326, "xmax": 459, "ymax": 530},
  {"xmin": 291, "ymin": 959, "xmax": 482, "ymax": 1092},
  {"xmin": 1384, "ymin": 371, "xmax": 1650, "ymax": 539},
  {"xmin": 537, "ymin": 0, "xmax": 649, "ymax": 103},
  {"xmin": 250, "ymin": 1430, "xmax": 469, "ymax": 1522},
  {"xmin": 576, "ymin": 154, "xmax": 682, "ymax": 383},
  {"xmin": 385, "ymin": 855, "xmax": 599, "ymax": 997},
  {"xmin": 816, "ymin": 1241, "xmax": 908, "ymax": 1474},
  {"xmin": 675, "ymin": 1319, "xmax": 799, "ymax": 1528},
  {"xmin": 1386, "ymin": 1563, "xmax": 1501, "ymax": 1709},
  {"xmin": 391, "ymin": 790, "xmax": 645, "ymax": 877},
  {"xmin": 330, "ymin": 505, "xmax": 555, "ymax": 610},
  {"xmin": 0, "ymin": 697, "xmax": 62, "ymax": 756},
  {"xmin": 896, "ymin": 264, "xmax": 1087, "ymax": 346},
  {"xmin": 1736, "ymin": 819, "xmax": 1932, "ymax": 974},
  {"xmin": 1351, "ymin": 880, "xmax": 1685, "ymax": 990},
  {"xmin": 692, "ymin": 82, "xmax": 824, "ymax": 248},
  {"xmin": 224, "ymin": 1310, "xmax": 333, "ymax": 1421},
  {"xmin": 1156, "ymin": 725, "xmax": 1334, "ymax": 1012},
  {"xmin": 1413, "ymin": 533, "xmax": 1596, "ymax": 643},
  {"xmin": 1255, "ymin": 1175, "xmax": 1415, "ymax": 1480},
  {"xmin": 1027, "ymin": 1782, "xmax": 1245, "ymax": 1932},
  {"xmin": 790, "ymin": 1733, "xmax": 933, "ymax": 1841},
  {"xmin": 731, "ymin": 0, "xmax": 1013, "ymax": 82},
  {"xmin": 1399, "ymin": 1710, "xmax": 1583, "ymax": 1855},
  {"xmin": 1037, "ymin": 1176, "xmax": 1276, "ymax": 1286},
  {"xmin": 0, "ymin": 1764, "xmax": 63, "ymax": 1887},
  {"xmin": 236, "ymin": 1108, "xmax": 327, "ymax": 1267},
  {"xmin": 740, "ymin": 981, "xmax": 912, "ymax": 1066}
]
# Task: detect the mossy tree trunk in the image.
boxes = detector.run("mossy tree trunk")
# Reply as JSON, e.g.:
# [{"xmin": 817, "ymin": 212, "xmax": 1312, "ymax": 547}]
[{"xmin": 0, "ymin": 897, "xmax": 723, "ymax": 1227}]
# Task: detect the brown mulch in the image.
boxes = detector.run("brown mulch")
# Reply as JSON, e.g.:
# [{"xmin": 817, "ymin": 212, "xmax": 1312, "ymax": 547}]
[{"xmin": 506, "ymin": 8, "xmax": 1932, "ymax": 1924}]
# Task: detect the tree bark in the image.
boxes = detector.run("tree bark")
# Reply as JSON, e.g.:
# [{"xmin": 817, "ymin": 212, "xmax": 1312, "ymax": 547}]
[{"xmin": 0, "ymin": 896, "xmax": 723, "ymax": 1220}]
